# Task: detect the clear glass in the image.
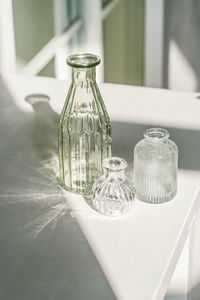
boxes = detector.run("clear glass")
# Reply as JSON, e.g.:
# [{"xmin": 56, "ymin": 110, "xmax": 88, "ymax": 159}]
[
  {"xmin": 134, "ymin": 128, "xmax": 178, "ymax": 203},
  {"xmin": 58, "ymin": 54, "xmax": 112, "ymax": 195},
  {"xmin": 92, "ymin": 157, "xmax": 135, "ymax": 216}
]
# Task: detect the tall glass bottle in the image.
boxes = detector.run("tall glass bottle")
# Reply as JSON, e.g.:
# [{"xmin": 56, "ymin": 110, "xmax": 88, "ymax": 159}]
[{"xmin": 58, "ymin": 54, "xmax": 112, "ymax": 195}]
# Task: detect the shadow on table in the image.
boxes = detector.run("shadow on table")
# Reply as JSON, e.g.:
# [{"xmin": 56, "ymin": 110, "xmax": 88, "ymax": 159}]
[
  {"xmin": 28, "ymin": 99, "xmax": 59, "ymax": 160},
  {"xmin": 188, "ymin": 282, "xmax": 200, "ymax": 300},
  {"xmin": 164, "ymin": 294, "xmax": 186, "ymax": 300},
  {"xmin": 164, "ymin": 282, "xmax": 200, "ymax": 300},
  {"xmin": 0, "ymin": 78, "xmax": 116, "ymax": 300}
]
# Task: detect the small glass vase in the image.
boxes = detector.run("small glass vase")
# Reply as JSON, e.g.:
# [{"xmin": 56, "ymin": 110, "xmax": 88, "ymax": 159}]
[
  {"xmin": 134, "ymin": 128, "xmax": 178, "ymax": 203},
  {"xmin": 92, "ymin": 157, "xmax": 135, "ymax": 216},
  {"xmin": 58, "ymin": 54, "xmax": 112, "ymax": 195}
]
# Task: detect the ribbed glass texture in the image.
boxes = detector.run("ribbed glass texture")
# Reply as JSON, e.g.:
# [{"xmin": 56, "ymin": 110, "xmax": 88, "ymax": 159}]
[
  {"xmin": 134, "ymin": 128, "xmax": 178, "ymax": 203},
  {"xmin": 58, "ymin": 54, "xmax": 112, "ymax": 195},
  {"xmin": 92, "ymin": 157, "xmax": 135, "ymax": 216}
]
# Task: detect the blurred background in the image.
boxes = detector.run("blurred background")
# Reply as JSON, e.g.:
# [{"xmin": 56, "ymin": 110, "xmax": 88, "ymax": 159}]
[{"xmin": 1, "ymin": 0, "xmax": 200, "ymax": 91}]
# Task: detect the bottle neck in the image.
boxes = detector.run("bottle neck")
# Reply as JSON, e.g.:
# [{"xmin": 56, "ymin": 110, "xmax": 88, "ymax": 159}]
[
  {"xmin": 104, "ymin": 169, "xmax": 125, "ymax": 180},
  {"xmin": 72, "ymin": 67, "xmax": 96, "ymax": 83},
  {"xmin": 103, "ymin": 157, "xmax": 127, "ymax": 181}
]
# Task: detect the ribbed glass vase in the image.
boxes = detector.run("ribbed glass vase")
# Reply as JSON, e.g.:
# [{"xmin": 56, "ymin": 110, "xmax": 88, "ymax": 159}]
[
  {"xmin": 134, "ymin": 128, "xmax": 178, "ymax": 203},
  {"xmin": 58, "ymin": 54, "xmax": 112, "ymax": 196},
  {"xmin": 92, "ymin": 157, "xmax": 135, "ymax": 216}
]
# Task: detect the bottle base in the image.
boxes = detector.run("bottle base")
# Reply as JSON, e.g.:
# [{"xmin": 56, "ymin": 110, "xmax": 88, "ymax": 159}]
[
  {"xmin": 136, "ymin": 190, "xmax": 177, "ymax": 204},
  {"xmin": 58, "ymin": 177, "xmax": 93, "ymax": 197}
]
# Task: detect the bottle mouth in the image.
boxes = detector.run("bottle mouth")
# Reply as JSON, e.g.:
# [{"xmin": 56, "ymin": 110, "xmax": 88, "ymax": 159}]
[
  {"xmin": 67, "ymin": 53, "xmax": 101, "ymax": 68},
  {"xmin": 102, "ymin": 157, "xmax": 127, "ymax": 171},
  {"xmin": 144, "ymin": 128, "xmax": 169, "ymax": 140}
]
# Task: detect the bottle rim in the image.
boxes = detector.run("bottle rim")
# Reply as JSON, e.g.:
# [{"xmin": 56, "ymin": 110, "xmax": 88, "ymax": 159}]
[
  {"xmin": 102, "ymin": 157, "xmax": 127, "ymax": 171},
  {"xmin": 144, "ymin": 128, "xmax": 169, "ymax": 140},
  {"xmin": 67, "ymin": 53, "xmax": 101, "ymax": 68}
]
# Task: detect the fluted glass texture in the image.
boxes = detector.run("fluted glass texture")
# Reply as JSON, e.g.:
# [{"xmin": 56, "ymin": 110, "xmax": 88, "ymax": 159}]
[
  {"xmin": 134, "ymin": 128, "xmax": 178, "ymax": 203},
  {"xmin": 58, "ymin": 54, "xmax": 112, "ymax": 195},
  {"xmin": 92, "ymin": 157, "xmax": 135, "ymax": 216}
]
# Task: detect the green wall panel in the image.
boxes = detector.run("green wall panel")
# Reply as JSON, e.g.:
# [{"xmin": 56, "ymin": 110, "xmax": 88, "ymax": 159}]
[{"xmin": 103, "ymin": 0, "xmax": 144, "ymax": 86}]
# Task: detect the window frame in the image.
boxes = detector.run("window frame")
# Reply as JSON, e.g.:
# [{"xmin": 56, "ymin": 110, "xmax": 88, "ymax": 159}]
[{"xmin": 0, "ymin": 0, "xmax": 119, "ymax": 79}]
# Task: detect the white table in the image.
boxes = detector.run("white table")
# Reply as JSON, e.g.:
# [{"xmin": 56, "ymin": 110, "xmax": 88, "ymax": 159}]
[{"xmin": 1, "ymin": 75, "xmax": 200, "ymax": 300}]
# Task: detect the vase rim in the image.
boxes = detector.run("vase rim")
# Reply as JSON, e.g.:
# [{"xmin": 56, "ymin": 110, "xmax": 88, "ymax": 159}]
[
  {"xmin": 144, "ymin": 128, "xmax": 169, "ymax": 140},
  {"xmin": 103, "ymin": 157, "xmax": 127, "ymax": 172},
  {"xmin": 67, "ymin": 53, "xmax": 101, "ymax": 68}
]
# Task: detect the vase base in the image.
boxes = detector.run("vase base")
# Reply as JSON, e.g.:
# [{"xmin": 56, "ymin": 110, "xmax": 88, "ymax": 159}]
[{"xmin": 136, "ymin": 190, "xmax": 177, "ymax": 204}]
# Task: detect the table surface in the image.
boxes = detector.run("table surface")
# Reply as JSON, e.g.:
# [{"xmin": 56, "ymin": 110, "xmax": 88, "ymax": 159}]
[{"xmin": 1, "ymin": 75, "xmax": 200, "ymax": 300}]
